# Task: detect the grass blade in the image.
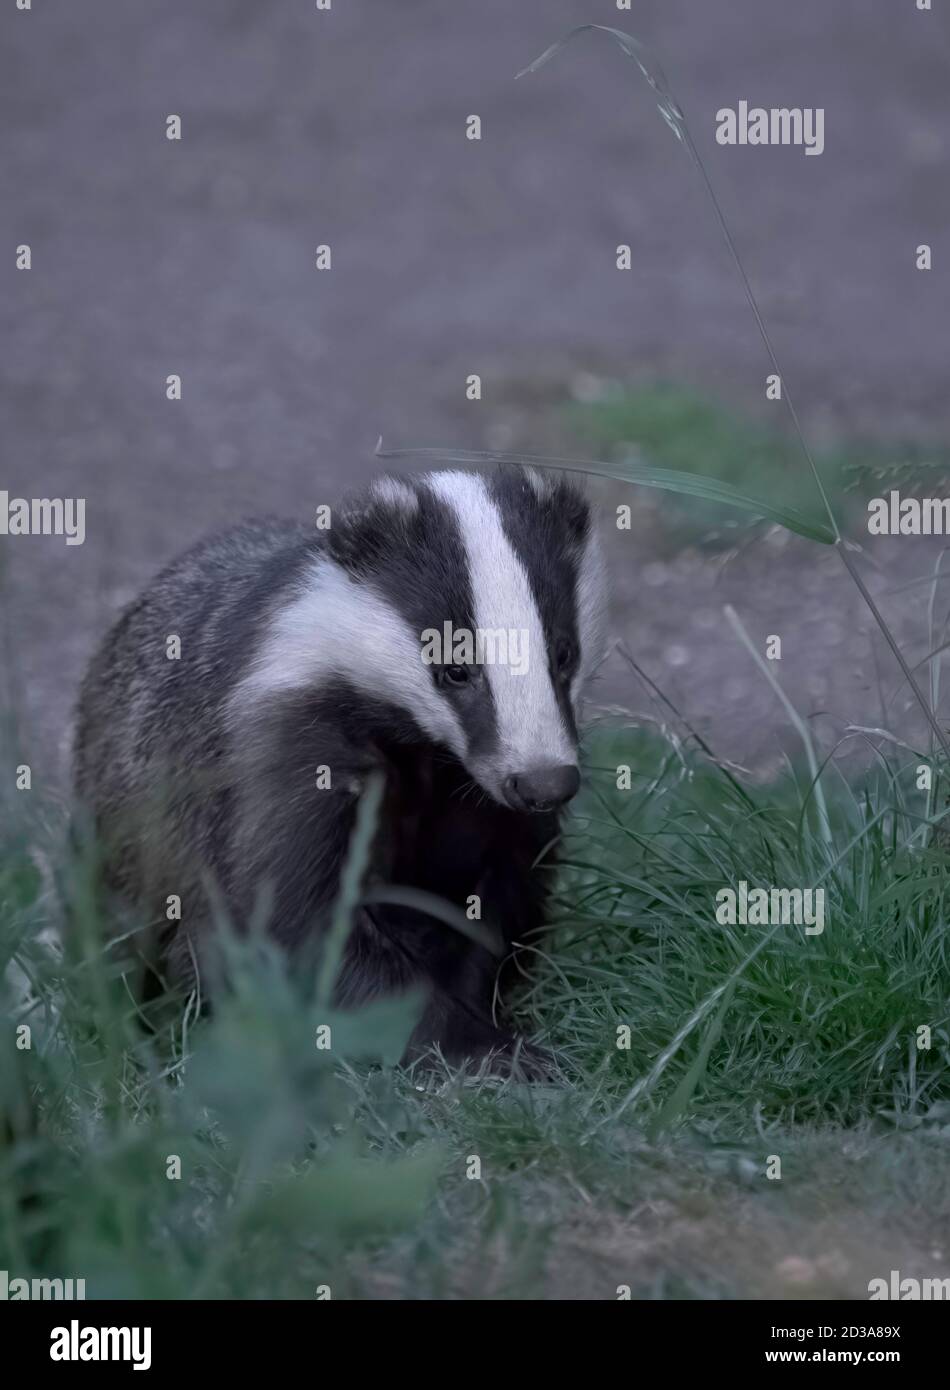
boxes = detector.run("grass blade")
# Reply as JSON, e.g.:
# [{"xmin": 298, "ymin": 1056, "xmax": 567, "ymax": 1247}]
[{"xmin": 375, "ymin": 441, "xmax": 835, "ymax": 544}]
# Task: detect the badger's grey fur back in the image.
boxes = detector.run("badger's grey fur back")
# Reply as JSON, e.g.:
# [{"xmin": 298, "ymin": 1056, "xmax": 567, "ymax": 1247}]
[{"xmin": 73, "ymin": 466, "xmax": 607, "ymax": 1069}]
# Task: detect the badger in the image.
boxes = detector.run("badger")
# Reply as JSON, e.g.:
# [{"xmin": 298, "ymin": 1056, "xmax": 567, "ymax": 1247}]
[{"xmin": 73, "ymin": 466, "xmax": 608, "ymax": 1071}]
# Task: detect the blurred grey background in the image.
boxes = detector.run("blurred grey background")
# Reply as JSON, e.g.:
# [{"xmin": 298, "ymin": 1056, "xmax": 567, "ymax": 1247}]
[{"xmin": 2, "ymin": 0, "xmax": 949, "ymax": 784}]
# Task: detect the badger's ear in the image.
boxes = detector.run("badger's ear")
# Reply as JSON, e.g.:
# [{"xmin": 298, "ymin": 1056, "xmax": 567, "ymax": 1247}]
[
  {"xmin": 551, "ymin": 477, "xmax": 592, "ymax": 546},
  {"xmin": 329, "ymin": 477, "xmax": 421, "ymax": 577},
  {"xmin": 494, "ymin": 465, "xmax": 591, "ymax": 548}
]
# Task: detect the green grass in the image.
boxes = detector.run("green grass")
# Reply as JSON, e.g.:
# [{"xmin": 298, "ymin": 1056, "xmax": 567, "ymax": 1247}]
[
  {"xmin": 528, "ymin": 725, "xmax": 950, "ymax": 1131},
  {"xmin": 561, "ymin": 381, "xmax": 950, "ymax": 546},
  {"xmin": 3, "ymin": 703, "xmax": 950, "ymax": 1299}
]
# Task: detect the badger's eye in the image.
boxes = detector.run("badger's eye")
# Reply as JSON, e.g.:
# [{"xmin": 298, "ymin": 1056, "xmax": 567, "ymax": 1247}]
[
  {"xmin": 441, "ymin": 665, "xmax": 471, "ymax": 688},
  {"xmin": 554, "ymin": 638, "xmax": 576, "ymax": 675}
]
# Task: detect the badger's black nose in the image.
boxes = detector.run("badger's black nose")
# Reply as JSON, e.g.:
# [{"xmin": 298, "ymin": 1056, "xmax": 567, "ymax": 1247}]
[{"xmin": 503, "ymin": 764, "xmax": 580, "ymax": 813}]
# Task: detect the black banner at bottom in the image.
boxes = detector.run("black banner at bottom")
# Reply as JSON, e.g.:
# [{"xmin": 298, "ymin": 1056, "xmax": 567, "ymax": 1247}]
[{"xmin": 2, "ymin": 1299, "xmax": 943, "ymax": 1373}]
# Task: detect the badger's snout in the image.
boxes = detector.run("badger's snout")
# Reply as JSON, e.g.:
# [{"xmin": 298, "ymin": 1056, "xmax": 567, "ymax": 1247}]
[{"xmin": 502, "ymin": 763, "xmax": 580, "ymax": 814}]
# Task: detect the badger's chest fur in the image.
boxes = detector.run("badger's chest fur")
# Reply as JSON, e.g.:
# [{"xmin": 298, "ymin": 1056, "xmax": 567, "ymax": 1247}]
[{"xmin": 73, "ymin": 467, "xmax": 607, "ymax": 1070}]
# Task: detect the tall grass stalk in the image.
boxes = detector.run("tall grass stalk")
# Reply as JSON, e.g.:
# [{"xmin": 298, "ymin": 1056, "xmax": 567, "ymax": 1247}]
[{"xmin": 511, "ymin": 21, "xmax": 950, "ymax": 766}]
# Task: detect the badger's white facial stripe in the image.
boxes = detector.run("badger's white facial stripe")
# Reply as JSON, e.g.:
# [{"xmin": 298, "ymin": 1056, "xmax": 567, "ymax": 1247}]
[
  {"xmin": 228, "ymin": 556, "xmax": 466, "ymax": 757},
  {"xmin": 572, "ymin": 522, "xmax": 608, "ymax": 704},
  {"xmin": 425, "ymin": 471, "xmax": 576, "ymax": 772}
]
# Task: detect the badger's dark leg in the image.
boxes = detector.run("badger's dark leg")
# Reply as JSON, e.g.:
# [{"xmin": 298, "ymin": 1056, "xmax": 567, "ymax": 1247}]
[
  {"xmin": 328, "ymin": 899, "xmax": 549, "ymax": 1075},
  {"xmin": 359, "ymin": 769, "xmax": 565, "ymax": 1072},
  {"xmin": 476, "ymin": 807, "xmax": 560, "ymax": 999}
]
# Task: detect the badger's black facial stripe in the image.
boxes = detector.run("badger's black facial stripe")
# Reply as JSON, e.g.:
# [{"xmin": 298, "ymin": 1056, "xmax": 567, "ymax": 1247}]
[
  {"xmin": 329, "ymin": 480, "xmax": 469, "ymax": 616},
  {"xmin": 487, "ymin": 468, "xmax": 586, "ymax": 665}
]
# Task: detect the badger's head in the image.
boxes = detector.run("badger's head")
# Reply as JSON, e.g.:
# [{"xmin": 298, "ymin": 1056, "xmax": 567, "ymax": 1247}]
[{"xmin": 323, "ymin": 467, "xmax": 608, "ymax": 813}]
